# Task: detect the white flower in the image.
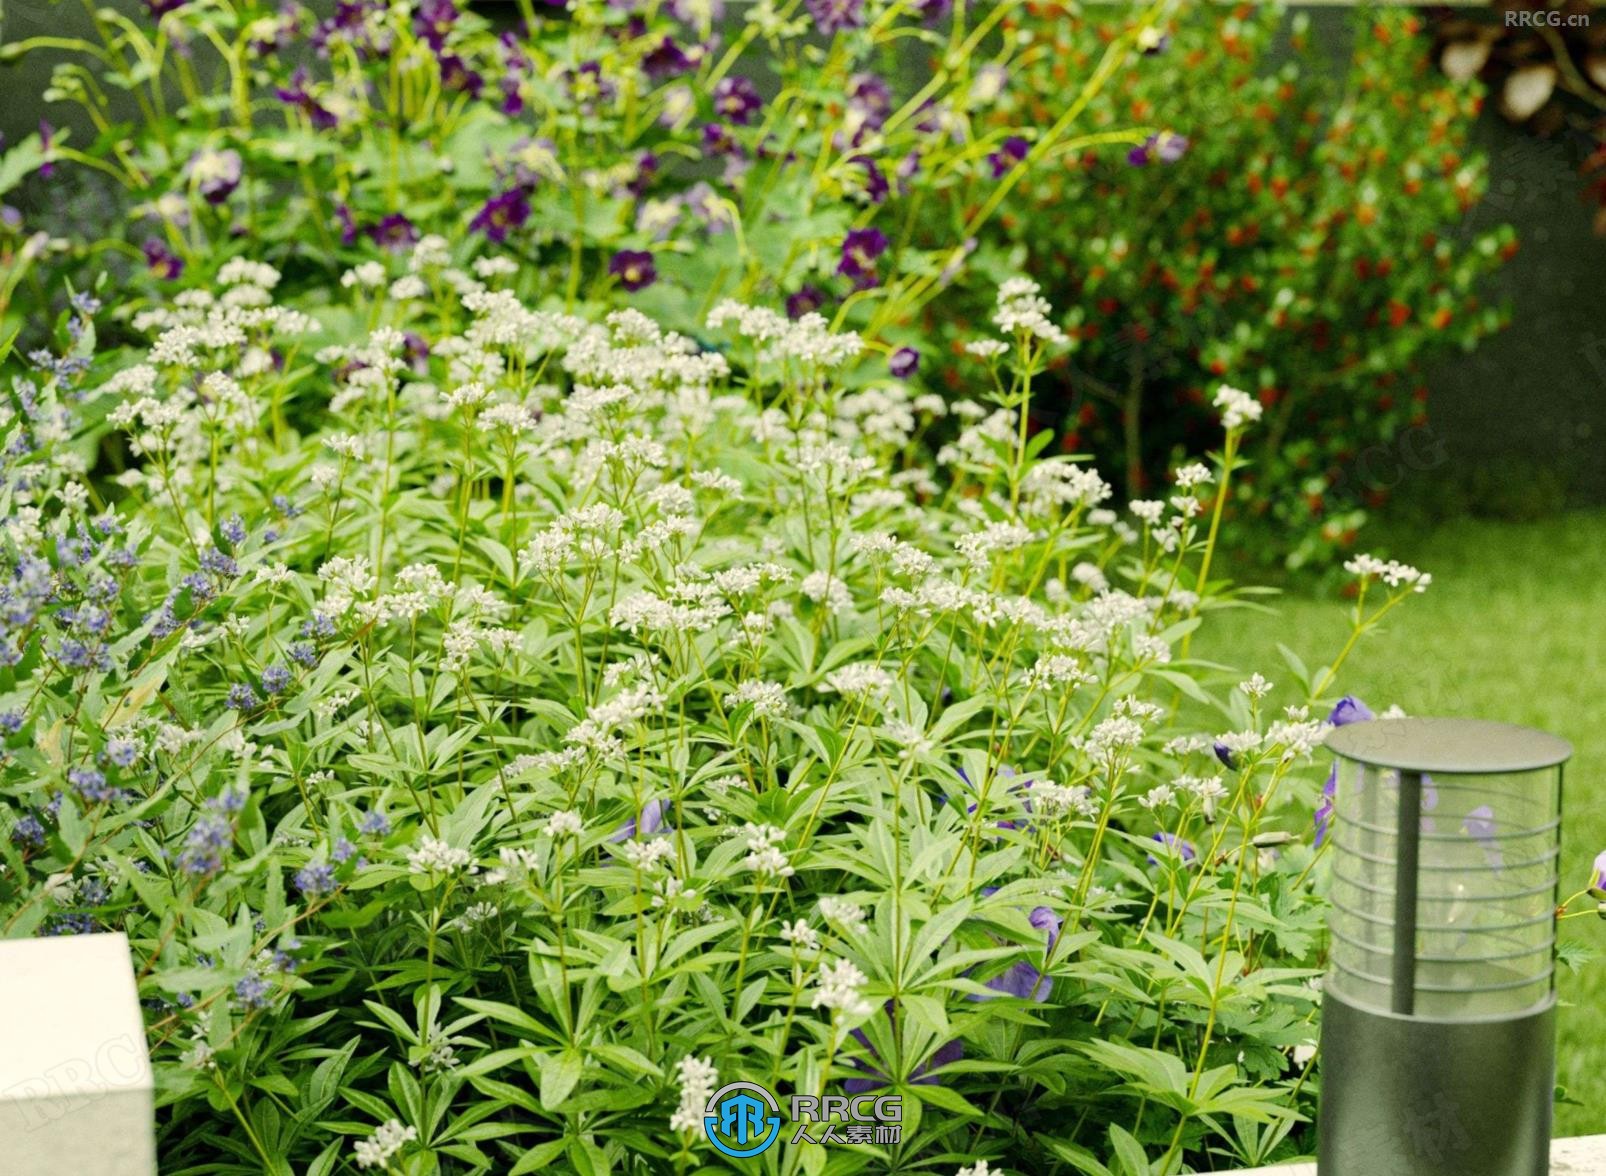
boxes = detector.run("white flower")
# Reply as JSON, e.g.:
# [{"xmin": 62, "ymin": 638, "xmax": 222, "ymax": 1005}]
[
  {"xmin": 1238, "ymin": 673, "xmax": 1273, "ymax": 700},
  {"xmin": 811, "ymin": 957, "xmax": 873, "ymax": 1017},
  {"xmin": 818, "ymin": 897, "xmax": 868, "ymax": 934},
  {"xmin": 956, "ymin": 1162, "xmax": 1000, "ymax": 1176},
  {"xmin": 729, "ymin": 679, "xmax": 790, "ymax": 719},
  {"xmin": 354, "ymin": 1119, "xmax": 417, "ymax": 1169},
  {"xmin": 780, "ymin": 920, "xmax": 820, "ymax": 951},
  {"xmin": 1343, "ymin": 554, "xmax": 1431, "ymax": 593},
  {"xmin": 1213, "ymin": 384, "xmax": 1263, "ymax": 430},
  {"xmin": 544, "ymin": 811, "xmax": 584, "ymax": 839},
  {"xmin": 406, "ymin": 835, "xmax": 474, "ymax": 876},
  {"xmin": 670, "ymin": 1056, "xmax": 718, "ymax": 1133}
]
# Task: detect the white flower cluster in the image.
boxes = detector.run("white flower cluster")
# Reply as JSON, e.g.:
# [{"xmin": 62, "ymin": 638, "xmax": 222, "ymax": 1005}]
[
  {"xmin": 810, "ymin": 957, "xmax": 873, "ymax": 1017},
  {"xmin": 669, "ymin": 1056, "xmax": 718, "ymax": 1133},
  {"xmin": 406, "ymin": 835, "xmax": 475, "ymax": 876},
  {"xmin": 1213, "ymin": 384, "xmax": 1263, "ymax": 430},
  {"xmin": 353, "ymin": 1119, "xmax": 417, "ymax": 1169},
  {"xmin": 1343, "ymin": 554, "xmax": 1432, "ymax": 593},
  {"xmin": 741, "ymin": 824, "xmax": 794, "ymax": 878},
  {"xmin": 990, "ymin": 278, "xmax": 1069, "ymax": 347}
]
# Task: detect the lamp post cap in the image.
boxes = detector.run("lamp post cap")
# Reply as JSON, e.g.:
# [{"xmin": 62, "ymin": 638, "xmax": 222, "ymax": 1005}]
[{"xmin": 1325, "ymin": 717, "xmax": 1572, "ymax": 775}]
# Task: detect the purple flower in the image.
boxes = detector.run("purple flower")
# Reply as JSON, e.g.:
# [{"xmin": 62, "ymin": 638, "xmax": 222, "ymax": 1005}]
[
  {"xmin": 846, "ymin": 155, "xmax": 889, "ymax": 204},
  {"xmin": 1127, "ymin": 131, "xmax": 1188, "ymax": 167},
  {"xmin": 1213, "ymin": 742, "xmax": 1237, "ymax": 771},
  {"xmin": 1328, "ymin": 696, "xmax": 1375, "ymax": 727},
  {"xmin": 848, "ymin": 73, "xmax": 892, "ymax": 131},
  {"xmin": 276, "ymin": 69, "xmax": 339, "ymax": 129},
  {"xmin": 910, "ymin": 0, "xmax": 951, "ymax": 22},
  {"xmin": 684, "ymin": 182, "xmax": 731, "ymax": 233},
  {"xmin": 226, "ymin": 683, "xmax": 260, "ymax": 711},
  {"xmin": 701, "ymin": 122, "xmax": 739, "ymax": 157},
  {"xmin": 38, "ymin": 122, "xmax": 56, "ymax": 180},
  {"xmin": 234, "ymin": 972, "xmax": 272, "ymax": 1009},
  {"xmin": 1590, "ymin": 850, "xmax": 1606, "ymax": 896},
  {"xmin": 70, "ymin": 767, "xmax": 115, "ymax": 804},
  {"xmin": 260, "ymin": 665, "xmax": 291, "ymax": 695},
  {"xmin": 1463, "ymin": 804, "xmax": 1503, "ymax": 869},
  {"xmin": 367, "ymin": 213, "xmax": 420, "ymax": 251},
  {"xmin": 888, "ymin": 347, "xmax": 919, "ymax": 379},
  {"xmin": 1315, "ymin": 697, "xmax": 1375, "ymax": 846},
  {"xmin": 294, "ymin": 862, "xmax": 336, "ymax": 897},
  {"xmin": 185, "ymin": 148, "xmax": 243, "ymax": 204},
  {"xmin": 714, "ymin": 76, "xmax": 763, "ymax": 125},
  {"xmin": 143, "ymin": 0, "xmax": 188, "ymax": 16},
  {"xmin": 470, "ymin": 187, "xmax": 531, "ymax": 242},
  {"xmin": 836, "ymin": 227, "xmax": 889, "ymax": 288},
  {"xmin": 1148, "ymin": 831, "xmax": 1197, "ymax": 866},
  {"xmin": 958, "ymin": 765, "xmax": 1035, "ymax": 830},
  {"xmin": 359, "ymin": 809, "xmax": 390, "ymax": 836},
  {"xmin": 609, "ymin": 797, "xmax": 671, "ymax": 842},
  {"xmin": 973, "ymin": 906, "xmax": 1060, "ymax": 1002},
  {"xmin": 843, "ymin": 1002, "xmax": 963, "ymax": 1094},
  {"xmin": 439, "ymin": 54, "xmax": 485, "ymax": 97},
  {"xmin": 642, "ymin": 36, "xmax": 693, "ymax": 79},
  {"xmin": 987, "ymin": 136, "xmax": 1030, "ymax": 179},
  {"xmin": 609, "ymin": 249, "xmax": 657, "ymax": 292},
  {"xmin": 412, "ymin": 0, "xmax": 458, "ymax": 49},
  {"xmin": 141, "ymin": 238, "xmax": 184, "ymax": 281},
  {"xmin": 786, "ymin": 285, "xmax": 826, "ymax": 319},
  {"xmin": 807, "ymin": 0, "xmax": 864, "ymax": 34}
]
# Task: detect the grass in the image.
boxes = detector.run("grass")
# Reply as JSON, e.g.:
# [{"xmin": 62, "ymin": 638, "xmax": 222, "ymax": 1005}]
[{"xmin": 1193, "ymin": 511, "xmax": 1606, "ymax": 1137}]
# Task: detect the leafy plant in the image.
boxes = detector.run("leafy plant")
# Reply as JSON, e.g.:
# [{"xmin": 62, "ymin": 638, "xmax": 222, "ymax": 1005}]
[
  {"xmin": 945, "ymin": 4, "xmax": 1515, "ymax": 569},
  {"xmin": 0, "ymin": 249, "xmax": 1433, "ymax": 1173}
]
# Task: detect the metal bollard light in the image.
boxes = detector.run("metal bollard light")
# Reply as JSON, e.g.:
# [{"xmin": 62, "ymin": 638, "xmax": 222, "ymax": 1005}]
[{"xmin": 1319, "ymin": 717, "xmax": 1572, "ymax": 1176}]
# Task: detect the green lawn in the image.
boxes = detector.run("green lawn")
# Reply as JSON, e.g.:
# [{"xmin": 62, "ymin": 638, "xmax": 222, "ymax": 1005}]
[{"xmin": 1193, "ymin": 511, "xmax": 1606, "ymax": 1137}]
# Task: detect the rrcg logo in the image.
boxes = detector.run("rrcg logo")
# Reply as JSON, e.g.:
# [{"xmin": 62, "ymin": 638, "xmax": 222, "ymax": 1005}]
[
  {"xmin": 703, "ymin": 1082, "xmax": 782, "ymax": 1158},
  {"xmin": 702, "ymin": 1082, "xmax": 903, "ymax": 1156}
]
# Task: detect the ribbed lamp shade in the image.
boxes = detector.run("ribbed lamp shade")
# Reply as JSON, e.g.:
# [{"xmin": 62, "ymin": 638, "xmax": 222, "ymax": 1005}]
[{"xmin": 1318, "ymin": 717, "xmax": 1572, "ymax": 1176}]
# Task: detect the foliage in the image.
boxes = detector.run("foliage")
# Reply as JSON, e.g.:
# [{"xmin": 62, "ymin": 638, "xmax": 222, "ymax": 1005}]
[
  {"xmin": 0, "ymin": 0, "xmax": 1165, "ymax": 350},
  {"xmin": 0, "ymin": 252, "xmax": 1433, "ymax": 1173},
  {"xmin": 945, "ymin": 3, "xmax": 1516, "ymax": 569}
]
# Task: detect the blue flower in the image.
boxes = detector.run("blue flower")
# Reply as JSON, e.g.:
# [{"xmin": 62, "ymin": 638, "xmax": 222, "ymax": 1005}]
[
  {"xmin": 294, "ymin": 862, "xmax": 337, "ymax": 897},
  {"xmin": 888, "ymin": 347, "xmax": 919, "ymax": 379},
  {"xmin": 972, "ymin": 905, "xmax": 1061, "ymax": 1002},
  {"xmin": 609, "ymin": 797, "xmax": 670, "ymax": 842},
  {"xmin": 260, "ymin": 665, "xmax": 291, "ymax": 695},
  {"xmin": 226, "ymin": 683, "xmax": 260, "ymax": 711}
]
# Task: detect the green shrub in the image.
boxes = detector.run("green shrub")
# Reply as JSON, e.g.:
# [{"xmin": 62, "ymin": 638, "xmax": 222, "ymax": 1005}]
[
  {"xmin": 950, "ymin": 3, "xmax": 1515, "ymax": 568},
  {"xmin": 0, "ymin": 252, "xmax": 1433, "ymax": 1173}
]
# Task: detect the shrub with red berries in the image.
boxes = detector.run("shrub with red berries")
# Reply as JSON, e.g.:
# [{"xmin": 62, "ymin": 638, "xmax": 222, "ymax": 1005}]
[{"xmin": 942, "ymin": 4, "xmax": 1515, "ymax": 568}]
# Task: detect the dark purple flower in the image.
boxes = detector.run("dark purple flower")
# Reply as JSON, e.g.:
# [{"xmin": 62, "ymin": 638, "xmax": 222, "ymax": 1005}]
[
  {"xmin": 275, "ymin": 69, "xmax": 339, "ymax": 130},
  {"xmin": 38, "ymin": 122, "xmax": 56, "ymax": 180},
  {"xmin": 143, "ymin": 0, "xmax": 186, "ymax": 15},
  {"xmin": 1591, "ymin": 849, "xmax": 1606, "ymax": 896},
  {"xmin": 701, "ymin": 122, "xmax": 738, "ymax": 157},
  {"xmin": 141, "ymin": 238, "xmax": 184, "ymax": 281},
  {"xmin": 412, "ymin": 0, "xmax": 458, "ymax": 49},
  {"xmin": 847, "ymin": 155, "xmax": 889, "ymax": 204},
  {"xmin": 888, "ymin": 347, "xmax": 919, "ymax": 379},
  {"xmin": 367, "ymin": 213, "xmax": 420, "ymax": 251},
  {"xmin": 470, "ymin": 187, "xmax": 531, "ymax": 243},
  {"xmin": 609, "ymin": 797, "xmax": 671, "ymax": 842},
  {"xmin": 439, "ymin": 54, "xmax": 484, "ymax": 98},
  {"xmin": 843, "ymin": 1002, "xmax": 963, "ymax": 1094},
  {"xmin": 807, "ymin": 0, "xmax": 864, "ymax": 34},
  {"xmin": 1213, "ymin": 742, "xmax": 1237, "ymax": 771},
  {"xmin": 334, "ymin": 203, "xmax": 359, "ymax": 245},
  {"xmin": 786, "ymin": 285, "xmax": 826, "ymax": 319},
  {"xmin": 848, "ymin": 73, "xmax": 892, "ymax": 130},
  {"xmin": 1148, "ymin": 831, "xmax": 1197, "ymax": 865},
  {"xmin": 609, "ymin": 249, "xmax": 657, "ymax": 292},
  {"xmin": 713, "ymin": 76, "xmax": 763, "ymax": 125},
  {"xmin": 836, "ymin": 227, "xmax": 889, "ymax": 288},
  {"xmin": 642, "ymin": 35, "xmax": 693, "ymax": 79},
  {"xmin": 987, "ymin": 136, "xmax": 1030, "ymax": 179},
  {"xmin": 1127, "ymin": 131, "xmax": 1188, "ymax": 168}
]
